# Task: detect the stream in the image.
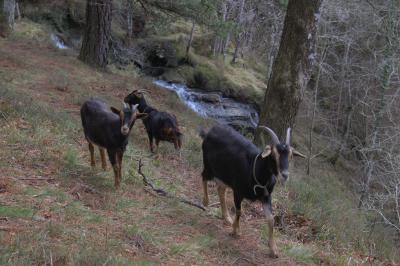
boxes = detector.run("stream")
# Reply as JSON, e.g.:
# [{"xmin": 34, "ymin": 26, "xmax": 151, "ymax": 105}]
[
  {"xmin": 49, "ymin": 35, "xmax": 259, "ymax": 133},
  {"xmin": 50, "ymin": 33, "xmax": 69, "ymax": 49},
  {"xmin": 154, "ymin": 80, "xmax": 259, "ymax": 133}
]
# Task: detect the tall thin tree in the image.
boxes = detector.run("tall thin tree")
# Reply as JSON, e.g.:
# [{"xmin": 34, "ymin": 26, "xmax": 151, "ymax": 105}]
[
  {"xmin": 255, "ymin": 0, "xmax": 322, "ymax": 143},
  {"xmin": 79, "ymin": 0, "xmax": 112, "ymax": 68},
  {"xmin": 0, "ymin": 0, "xmax": 15, "ymax": 37}
]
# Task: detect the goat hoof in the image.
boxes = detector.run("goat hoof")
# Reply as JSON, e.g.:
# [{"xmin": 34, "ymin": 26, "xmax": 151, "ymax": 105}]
[
  {"xmin": 269, "ymin": 251, "xmax": 279, "ymax": 258},
  {"xmin": 223, "ymin": 217, "xmax": 233, "ymax": 225},
  {"xmin": 229, "ymin": 231, "xmax": 240, "ymax": 238},
  {"xmin": 202, "ymin": 198, "xmax": 209, "ymax": 207},
  {"xmin": 269, "ymin": 242, "xmax": 278, "ymax": 258}
]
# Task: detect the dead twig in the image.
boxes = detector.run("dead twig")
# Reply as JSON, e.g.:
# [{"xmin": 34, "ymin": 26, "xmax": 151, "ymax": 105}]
[
  {"xmin": 0, "ymin": 225, "xmax": 24, "ymax": 231},
  {"xmin": 17, "ymin": 177, "xmax": 55, "ymax": 181},
  {"xmin": 0, "ymin": 110, "xmax": 8, "ymax": 121},
  {"xmin": 208, "ymin": 202, "xmax": 220, "ymax": 208},
  {"xmin": 232, "ymin": 257, "xmax": 257, "ymax": 266},
  {"xmin": 137, "ymin": 159, "xmax": 206, "ymax": 211}
]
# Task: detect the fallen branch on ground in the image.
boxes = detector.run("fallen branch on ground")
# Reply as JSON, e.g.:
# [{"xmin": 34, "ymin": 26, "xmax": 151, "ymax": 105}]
[
  {"xmin": 0, "ymin": 225, "xmax": 25, "ymax": 231},
  {"xmin": 0, "ymin": 111, "xmax": 8, "ymax": 121},
  {"xmin": 232, "ymin": 257, "xmax": 257, "ymax": 266},
  {"xmin": 208, "ymin": 202, "xmax": 220, "ymax": 207},
  {"xmin": 137, "ymin": 159, "xmax": 206, "ymax": 211},
  {"xmin": 17, "ymin": 177, "xmax": 55, "ymax": 181}
]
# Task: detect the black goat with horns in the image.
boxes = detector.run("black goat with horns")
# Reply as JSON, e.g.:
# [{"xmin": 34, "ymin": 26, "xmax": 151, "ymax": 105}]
[
  {"xmin": 199, "ymin": 124, "xmax": 306, "ymax": 258},
  {"xmin": 124, "ymin": 89, "xmax": 182, "ymax": 153},
  {"xmin": 80, "ymin": 99, "xmax": 147, "ymax": 188}
]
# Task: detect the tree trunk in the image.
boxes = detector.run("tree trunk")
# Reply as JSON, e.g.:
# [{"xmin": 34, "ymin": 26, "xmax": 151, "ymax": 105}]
[
  {"xmin": 255, "ymin": 0, "xmax": 322, "ymax": 143},
  {"xmin": 4, "ymin": 0, "xmax": 15, "ymax": 29},
  {"xmin": 185, "ymin": 20, "xmax": 195, "ymax": 60},
  {"xmin": 126, "ymin": 0, "xmax": 133, "ymax": 39},
  {"xmin": 15, "ymin": 1, "xmax": 20, "ymax": 20},
  {"xmin": 0, "ymin": 0, "xmax": 15, "ymax": 36},
  {"xmin": 213, "ymin": 36, "xmax": 220, "ymax": 56},
  {"xmin": 79, "ymin": 0, "xmax": 112, "ymax": 68},
  {"xmin": 231, "ymin": 34, "xmax": 242, "ymax": 64},
  {"xmin": 222, "ymin": 32, "xmax": 230, "ymax": 57},
  {"xmin": 231, "ymin": 0, "xmax": 245, "ymax": 64}
]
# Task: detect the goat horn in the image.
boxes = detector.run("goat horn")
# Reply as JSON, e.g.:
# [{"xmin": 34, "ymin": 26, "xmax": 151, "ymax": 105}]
[
  {"xmin": 286, "ymin": 128, "xmax": 291, "ymax": 145},
  {"xmin": 259, "ymin": 126, "xmax": 280, "ymax": 145},
  {"xmin": 138, "ymin": 89, "xmax": 151, "ymax": 94}
]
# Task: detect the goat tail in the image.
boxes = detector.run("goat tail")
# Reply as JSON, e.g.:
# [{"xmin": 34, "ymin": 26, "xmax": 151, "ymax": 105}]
[{"xmin": 198, "ymin": 127, "xmax": 208, "ymax": 139}]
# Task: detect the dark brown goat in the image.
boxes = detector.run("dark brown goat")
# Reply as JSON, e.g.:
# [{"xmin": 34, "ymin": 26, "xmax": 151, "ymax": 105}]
[
  {"xmin": 124, "ymin": 90, "xmax": 182, "ymax": 152},
  {"xmin": 200, "ymin": 125, "xmax": 305, "ymax": 257},
  {"xmin": 80, "ymin": 99, "xmax": 147, "ymax": 188}
]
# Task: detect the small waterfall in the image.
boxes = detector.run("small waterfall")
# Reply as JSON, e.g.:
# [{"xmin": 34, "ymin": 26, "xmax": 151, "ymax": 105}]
[
  {"xmin": 50, "ymin": 33, "xmax": 68, "ymax": 49},
  {"xmin": 154, "ymin": 80, "xmax": 259, "ymax": 133}
]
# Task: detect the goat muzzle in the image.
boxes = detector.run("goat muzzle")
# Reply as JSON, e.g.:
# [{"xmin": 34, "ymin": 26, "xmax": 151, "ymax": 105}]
[{"xmin": 121, "ymin": 126, "xmax": 130, "ymax": 135}]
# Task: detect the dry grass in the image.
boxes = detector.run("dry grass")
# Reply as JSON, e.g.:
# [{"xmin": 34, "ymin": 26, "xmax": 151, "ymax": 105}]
[{"xmin": 0, "ymin": 21, "xmax": 397, "ymax": 265}]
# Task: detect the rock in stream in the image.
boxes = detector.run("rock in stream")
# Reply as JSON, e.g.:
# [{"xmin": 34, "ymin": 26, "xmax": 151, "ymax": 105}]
[{"xmin": 154, "ymin": 80, "xmax": 259, "ymax": 133}]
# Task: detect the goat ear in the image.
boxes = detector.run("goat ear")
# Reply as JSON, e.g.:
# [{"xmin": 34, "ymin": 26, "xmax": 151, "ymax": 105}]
[
  {"xmin": 136, "ymin": 112, "xmax": 148, "ymax": 119},
  {"xmin": 110, "ymin": 107, "xmax": 120, "ymax": 115},
  {"xmin": 291, "ymin": 148, "xmax": 306, "ymax": 158},
  {"xmin": 261, "ymin": 145, "xmax": 272, "ymax": 158}
]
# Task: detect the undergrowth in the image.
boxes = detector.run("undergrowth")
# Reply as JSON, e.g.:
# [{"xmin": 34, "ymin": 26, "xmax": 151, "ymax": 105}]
[{"xmin": 0, "ymin": 19, "xmax": 399, "ymax": 264}]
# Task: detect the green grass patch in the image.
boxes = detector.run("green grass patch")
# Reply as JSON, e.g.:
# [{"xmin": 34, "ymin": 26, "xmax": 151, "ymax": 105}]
[
  {"xmin": 63, "ymin": 146, "xmax": 79, "ymax": 170},
  {"xmin": 0, "ymin": 205, "xmax": 34, "ymax": 218},
  {"xmin": 10, "ymin": 19, "xmax": 50, "ymax": 45},
  {"xmin": 283, "ymin": 244, "xmax": 316, "ymax": 264},
  {"xmin": 285, "ymin": 168, "xmax": 400, "ymax": 261},
  {"xmin": 116, "ymin": 198, "xmax": 138, "ymax": 211},
  {"xmin": 125, "ymin": 224, "xmax": 154, "ymax": 243},
  {"xmin": 169, "ymin": 243, "xmax": 190, "ymax": 256}
]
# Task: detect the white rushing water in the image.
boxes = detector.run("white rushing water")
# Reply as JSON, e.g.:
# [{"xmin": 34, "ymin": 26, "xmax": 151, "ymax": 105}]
[
  {"xmin": 154, "ymin": 80, "xmax": 259, "ymax": 132},
  {"xmin": 50, "ymin": 33, "xmax": 68, "ymax": 49}
]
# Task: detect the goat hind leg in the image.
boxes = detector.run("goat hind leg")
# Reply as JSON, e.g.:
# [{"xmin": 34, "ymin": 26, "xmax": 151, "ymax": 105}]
[
  {"xmin": 88, "ymin": 142, "xmax": 95, "ymax": 168},
  {"xmin": 99, "ymin": 148, "xmax": 107, "ymax": 170},
  {"xmin": 230, "ymin": 194, "xmax": 242, "ymax": 237},
  {"xmin": 202, "ymin": 180, "xmax": 209, "ymax": 207},
  {"xmin": 148, "ymin": 132, "xmax": 155, "ymax": 153},
  {"xmin": 217, "ymin": 185, "xmax": 233, "ymax": 225}
]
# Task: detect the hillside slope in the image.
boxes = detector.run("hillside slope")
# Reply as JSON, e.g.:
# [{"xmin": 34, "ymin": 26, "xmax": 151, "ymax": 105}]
[{"xmin": 0, "ymin": 26, "xmax": 397, "ymax": 265}]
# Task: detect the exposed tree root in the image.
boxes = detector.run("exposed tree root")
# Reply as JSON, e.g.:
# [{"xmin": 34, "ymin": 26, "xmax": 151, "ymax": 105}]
[{"xmin": 137, "ymin": 159, "xmax": 206, "ymax": 211}]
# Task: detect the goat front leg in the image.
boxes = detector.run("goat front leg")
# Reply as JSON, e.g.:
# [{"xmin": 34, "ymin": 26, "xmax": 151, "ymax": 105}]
[
  {"xmin": 217, "ymin": 185, "xmax": 233, "ymax": 225},
  {"xmin": 263, "ymin": 196, "xmax": 278, "ymax": 258},
  {"xmin": 99, "ymin": 148, "xmax": 107, "ymax": 170},
  {"xmin": 88, "ymin": 142, "xmax": 95, "ymax": 168},
  {"xmin": 107, "ymin": 150, "xmax": 120, "ymax": 189},
  {"xmin": 116, "ymin": 151, "xmax": 123, "ymax": 188},
  {"xmin": 230, "ymin": 193, "xmax": 242, "ymax": 237}
]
